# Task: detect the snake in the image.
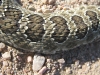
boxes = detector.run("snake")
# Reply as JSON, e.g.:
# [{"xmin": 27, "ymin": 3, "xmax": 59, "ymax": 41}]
[{"xmin": 0, "ymin": 0, "xmax": 100, "ymax": 54}]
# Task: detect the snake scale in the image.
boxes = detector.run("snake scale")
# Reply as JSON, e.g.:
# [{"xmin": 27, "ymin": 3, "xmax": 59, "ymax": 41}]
[{"xmin": 0, "ymin": 0, "xmax": 100, "ymax": 54}]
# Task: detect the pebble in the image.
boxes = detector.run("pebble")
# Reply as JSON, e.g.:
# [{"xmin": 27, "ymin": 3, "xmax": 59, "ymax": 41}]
[
  {"xmin": 75, "ymin": 60, "xmax": 80, "ymax": 67},
  {"xmin": 27, "ymin": 56, "xmax": 32, "ymax": 63},
  {"xmin": 3, "ymin": 61, "xmax": 8, "ymax": 67},
  {"xmin": 42, "ymin": 9, "xmax": 53, "ymax": 13},
  {"xmin": 48, "ymin": 0, "xmax": 56, "ymax": 5},
  {"xmin": 38, "ymin": 66, "xmax": 47, "ymax": 75},
  {"xmin": 34, "ymin": 72, "xmax": 38, "ymax": 75},
  {"xmin": 28, "ymin": 5, "xmax": 35, "ymax": 11},
  {"xmin": 27, "ymin": 71, "xmax": 32, "ymax": 75},
  {"xmin": 2, "ymin": 52, "xmax": 11, "ymax": 60},
  {"xmin": 47, "ymin": 59, "xmax": 53, "ymax": 63},
  {"xmin": 70, "ymin": 0, "xmax": 78, "ymax": 4},
  {"xmin": 41, "ymin": 0, "xmax": 56, "ymax": 5},
  {"xmin": 0, "ymin": 43, "xmax": 5, "ymax": 52},
  {"xmin": 66, "ymin": 67, "xmax": 72, "ymax": 74},
  {"xmin": 6, "ymin": 67, "xmax": 11, "ymax": 74},
  {"xmin": 0, "ymin": 43, "xmax": 5, "ymax": 49},
  {"xmin": 80, "ymin": 0, "xmax": 87, "ymax": 4},
  {"xmin": 41, "ymin": 0, "xmax": 48, "ymax": 5},
  {"xmin": 32, "ymin": 54, "xmax": 45, "ymax": 72},
  {"xmin": 37, "ymin": 9, "xmax": 42, "ymax": 13},
  {"xmin": 28, "ymin": 0, "xmax": 33, "ymax": 3},
  {"xmin": 57, "ymin": 58, "xmax": 65, "ymax": 64}
]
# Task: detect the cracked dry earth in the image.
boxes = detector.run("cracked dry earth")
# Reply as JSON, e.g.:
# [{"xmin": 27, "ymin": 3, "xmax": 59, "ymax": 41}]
[{"xmin": 0, "ymin": 0, "xmax": 100, "ymax": 75}]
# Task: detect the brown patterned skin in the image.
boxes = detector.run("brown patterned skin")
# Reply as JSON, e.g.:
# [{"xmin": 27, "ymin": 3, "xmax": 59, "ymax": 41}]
[{"xmin": 0, "ymin": 0, "xmax": 100, "ymax": 54}]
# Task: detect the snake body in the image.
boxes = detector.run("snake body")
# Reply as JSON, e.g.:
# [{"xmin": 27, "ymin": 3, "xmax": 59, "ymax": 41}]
[{"xmin": 0, "ymin": 0, "xmax": 100, "ymax": 54}]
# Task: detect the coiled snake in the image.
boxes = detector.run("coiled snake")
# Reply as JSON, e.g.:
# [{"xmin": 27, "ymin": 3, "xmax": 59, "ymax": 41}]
[{"xmin": 0, "ymin": 0, "xmax": 100, "ymax": 54}]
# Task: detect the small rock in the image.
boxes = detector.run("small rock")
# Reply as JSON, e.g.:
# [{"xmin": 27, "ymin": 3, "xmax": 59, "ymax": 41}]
[
  {"xmin": 63, "ymin": 7, "xmax": 69, "ymax": 10},
  {"xmin": 48, "ymin": 0, "xmax": 56, "ymax": 5},
  {"xmin": 46, "ymin": 63, "xmax": 51, "ymax": 70},
  {"xmin": 2, "ymin": 52, "xmax": 11, "ymax": 60},
  {"xmin": 32, "ymin": 54, "xmax": 45, "ymax": 72},
  {"xmin": 47, "ymin": 59, "xmax": 53, "ymax": 63},
  {"xmin": 0, "ymin": 43, "xmax": 5, "ymax": 49},
  {"xmin": 75, "ymin": 60, "xmax": 80, "ymax": 67},
  {"xmin": 3, "ymin": 61, "xmax": 8, "ymax": 67},
  {"xmin": 42, "ymin": 9, "xmax": 53, "ymax": 13},
  {"xmin": 27, "ymin": 56, "xmax": 33, "ymax": 63},
  {"xmin": 28, "ymin": 0, "xmax": 33, "ymax": 3},
  {"xmin": 57, "ymin": 58, "xmax": 65, "ymax": 64},
  {"xmin": 41, "ymin": 0, "xmax": 48, "ymax": 5},
  {"xmin": 37, "ymin": 9, "xmax": 42, "ymax": 13},
  {"xmin": 66, "ymin": 67, "xmax": 72, "ymax": 74},
  {"xmin": 28, "ymin": 5, "xmax": 35, "ymax": 11},
  {"xmin": 34, "ymin": 72, "xmax": 38, "ymax": 75},
  {"xmin": 38, "ymin": 66, "xmax": 47, "ymax": 75},
  {"xmin": 27, "ymin": 71, "xmax": 32, "ymax": 75},
  {"xmin": 80, "ymin": 0, "xmax": 87, "ymax": 4},
  {"xmin": 70, "ymin": 0, "xmax": 78, "ymax": 4},
  {"xmin": 0, "ymin": 43, "xmax": 5, "ymax": 51},
  {"xmin": 6, "ymin": 67, "xmax": 11, "ymax": 74}
]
